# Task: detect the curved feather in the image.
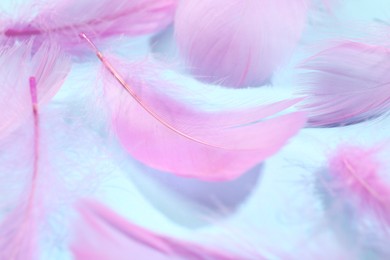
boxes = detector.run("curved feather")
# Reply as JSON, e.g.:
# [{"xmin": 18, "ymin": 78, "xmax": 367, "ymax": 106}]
[
  {"xmin": 299, "ymin": 41, "xmax": 390, "ymax": 127},
  {"xmin": 2, "ymin": 0, "xmax": 177, "ymax": 52},
  {"xmin": 71, "ymin": 200, "xmax": 266, "ymax": 260},
  {"xmin": 174, "ymin": 0, "xmax": 309, "ymax": 88},
  {"xmin": 0, "ymin": 41, "xmax": 70, "ymax": 139},
  {"xmin": 82, "ymin": 35, "xmax": 306, "ymax": 181}
]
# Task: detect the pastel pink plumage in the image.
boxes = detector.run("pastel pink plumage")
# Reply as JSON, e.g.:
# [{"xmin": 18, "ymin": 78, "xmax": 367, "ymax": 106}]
[
  {"xmin": 323, "ymin": 144, "xmax": 390, "ymax": 227},
  {"xmin": 2, "ymin": 0, "xmax": 177, "ymax": 52},
  {"xmin": 84, "ymin": 38, "xmax": 306, "ymax": 181},
  {"xmin": 299, "ymin": 41, "xmax": 390, "ymax": 127},
  {"xmin": 174, "ymin": 0, "xmax": 309, "ymax": 88}
]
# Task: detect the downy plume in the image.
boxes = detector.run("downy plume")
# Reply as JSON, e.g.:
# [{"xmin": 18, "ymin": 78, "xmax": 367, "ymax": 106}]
[
  {"xmin": 319, "ymin": 143, "xmax": 390, "ymax": 227},
  {"xmin": 314, "ymin": 143, "xmax": 390, "ymax": 257}
]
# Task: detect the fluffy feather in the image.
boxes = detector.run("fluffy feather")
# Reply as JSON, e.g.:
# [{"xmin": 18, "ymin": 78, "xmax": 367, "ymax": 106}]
[
  {"xmin": 0, "ymin": 42, "xmax": 70, "ymax": 260},
  {"xmin": 71, "ymin": 200, "xmax": 265, "ymax": 260},
  {"xmin": 2, "ymin": 0, "xmax": 177, "ymax": 52},
  {"xmin": 82, "ymin": 34, "xmax": 306, "ymax": 181},
  {"xmin": 174, "ymin": 0, "xmax": 309, "ymax": 88},
  {"xmin": 320, "ymin": 144, "xmax": 390, "ymax": 227},
  {"xmin": 299, "ymin": 41, "xmax": 390, "ymax": 127}
]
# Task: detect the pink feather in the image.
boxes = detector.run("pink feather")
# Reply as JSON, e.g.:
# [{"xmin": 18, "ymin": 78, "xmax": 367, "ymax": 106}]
[
  {"xmin": 81, "ymin": 34, "xmax": 306, "ymax": 181},
  {"xmin": 0, "ymin": 42, "xmax": 70, "ymax": 259},
  {"xmin": 174, "ymin": 0, "xmax": 309, "ymax": 88},
  {"xmin": 321, "ymin": 144, "xmax": 390, "ymax": 227},
  {"xmin": 0, "ymin": 41, "xmax": 70, "ymax": 139},
  {"xmin": 299, "ymin": 41, "xmax": 390, "ymax": 127},
  {"xmin": 71, "ymin": 200, "xmax": 265, "ymax": 260},
  {"xmin": 2, "ymin": 0, "xmax": 177, "ymax": 52}
]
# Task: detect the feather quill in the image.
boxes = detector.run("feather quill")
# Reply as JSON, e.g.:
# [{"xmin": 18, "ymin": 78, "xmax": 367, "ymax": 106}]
[
  {"xmin": 174, "ymin": 0, "xmax": 309, "ymax": 88},
  {"xmin": 299, "ymin": 41, "xmax": 390, "ymax": 127},
  {"xmin": 0, "ymin": 42, "xmax": 70, "ymax": 259},
  {"xmin": 2, "ymin": 0, "xmax": 177, "ymax": 52},
  {"xmin": 81, "ymin": 34, "xmax": 306, "ymax": 181},
  {"xmin": 71, "ymin": 200, "xmax": 266, "ymax": 260}
]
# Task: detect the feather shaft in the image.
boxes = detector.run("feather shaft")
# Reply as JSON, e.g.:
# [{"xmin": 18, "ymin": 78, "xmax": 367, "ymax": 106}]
[{"xmin": 4, "ymin": 76, "xmax": 41, "ymax": 260}]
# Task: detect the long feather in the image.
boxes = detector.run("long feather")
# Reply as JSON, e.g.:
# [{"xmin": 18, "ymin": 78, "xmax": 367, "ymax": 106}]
[
  {"xmin": 2, "ymin": 0, "xmax": 177, "ymax": 52},
  {"xmin": 81, "ymin": 34, "xmax": 306, "ymax": 181},
  {"xmin": 0, "ymin": 42, "xmax": 70, "ymax": 259},
  {"xmin": 71, "ymin": 200, "xmax": 266, "ymax": 260},
  {"xmin": 174, "ymin": 0, "xmax": 309, "ymax": 88},
  {"xmin": 299, "ymin": 41, "xmax": 390, "ymax": 127}
]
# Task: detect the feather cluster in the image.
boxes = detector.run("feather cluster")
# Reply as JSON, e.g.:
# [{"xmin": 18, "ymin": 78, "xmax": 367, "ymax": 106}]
[{"xmin": 1, "ymin": 0, "xmax": 390, "ymax": 259}]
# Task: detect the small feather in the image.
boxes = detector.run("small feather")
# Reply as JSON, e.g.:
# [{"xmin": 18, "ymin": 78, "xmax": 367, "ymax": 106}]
[
  {"xmin": 321, "ymin": 144, "xmax": 390, "ymax": 227},
  {"xmin": 174, "ymin": 0, "xmax": 309, "ymax": 88},
  {"xmin": 299, "ymin": 41, "xmax": 390, "ymax": 127}
]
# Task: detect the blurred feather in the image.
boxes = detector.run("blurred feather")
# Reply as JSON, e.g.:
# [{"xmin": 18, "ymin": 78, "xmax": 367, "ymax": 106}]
[
  {"xmin": 315, "ymin": 143, "xmax": 390, "ymax": 257},
  {"xmin": 321, "ymin": 144, "xmax": 390, "ymax": 227},
  {"xmin": 299, "ymin": 41, "xmax": 390, "ymax": 127},
  {"xmin": 174, "ymin": 0, "xmax": 309, "ymax": 88},
  {"xmin": 2, "ymin": 0, "xmax": 177, "ymax": 53},
  {"xmin": 71, "ymin": 200, "xmax": 267, "ymax": 260},
  {"xmin": 81, "ymin": 34, "xmax": 306, "ymax": 181}
]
